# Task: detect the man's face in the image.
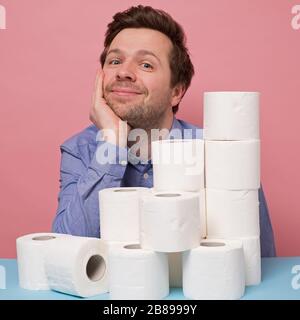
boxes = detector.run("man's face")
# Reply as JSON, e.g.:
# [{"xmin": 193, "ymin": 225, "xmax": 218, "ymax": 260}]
[{"xmin": 102, "ymin": 28, "xmax": 177, "ymax": 129}]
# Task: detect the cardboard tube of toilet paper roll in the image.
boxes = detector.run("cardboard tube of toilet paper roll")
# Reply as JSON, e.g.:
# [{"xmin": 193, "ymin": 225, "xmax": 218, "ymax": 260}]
[
  {"xmin": 182, "ymin": 239, "xmax": 245, "ymax": 300},
  {"xmin": 45, "ymin": 236, "xmax": 108, "ymax": 297},
  {"xmin": 206, "ymin": 189, "xmax": 260, "ymax": 238},
  {"xmin": 108, "ymin": 243, "xmax": 169, "ymax": 300},
  {"xmin": 203, "ymin": 91, "xmax": 260, "ymax": 140},
  {"xmin": 16, "ymin": 233, "xmax": 71, "ymax": 290},
  {"xmin": 205, "ymin": 140, "xmax": 260, "ymax": 189},
  {"xmin": 140, "ymin": 191, "xmax": 201, "ymax": 252},
  {"xmin": 99, "ymin": 187, "xmax": 150, "ymax": 242},
  {"xmin": 152, "ymin": 139, "xmax": 205, "ymax": 191}
]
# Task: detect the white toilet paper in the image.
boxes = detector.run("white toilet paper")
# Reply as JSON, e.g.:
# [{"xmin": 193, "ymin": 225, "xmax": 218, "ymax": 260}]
[
  {"xmin": 205, "ymin": 236, "xmax": 261, "ymax": 286},
  {"xmin": 152, "ymin": 139, "xmax": 205, "ymax": 191},
  {"xmin": 239, "ymin": 236, "xmax": 261, "ymax": 285},
  {"xmin": 108, "ymin": 243, "xmax": 169, "ymax": 300},
  {"xmin": 45, "ymin": 236, "xmax": 109, "ymax": 297},
  {"xmin": 150, "ymin": 188, "xmax": 206, "ymax": 239},
  {"xmin": 203, "ymin": 91, "xmax": 260, "ymax": 140},
  {"xmin": 16, "ymin": 233, "xmax": 71, "ymax": 290},
  {"xmin": 168, "ymin": 252, "xmax": 182, "ymax": 288},
  {"xmin": 205, "ymin": 140, "xmax": 260, "ymax": 189},
  {"xmin": 99, "ymin": 187, "xmax": 150, "ymax": 241},
  {"xmin": 140, "ymin": 191, "xmax": 201, "ymax": 252},
  {"xmin": 182, "ymin": 239, "xmax": 245, "ymax": 300},
  {"xmin": 206, "ymin": 189, "xmax": 260, "ymax": 238}
]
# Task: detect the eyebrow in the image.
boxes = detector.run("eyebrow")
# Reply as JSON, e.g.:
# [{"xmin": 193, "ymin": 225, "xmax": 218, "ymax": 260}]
[{"xmin": 106, "ymin": 48, "xmax": 161, "ymax": 65}]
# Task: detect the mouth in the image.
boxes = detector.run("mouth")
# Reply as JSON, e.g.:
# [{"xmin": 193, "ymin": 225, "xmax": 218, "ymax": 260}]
[
  {"xmin": 110, "ymin": 88, "xmax": 143, "ymax": 97},
  {"xmin": 112, "ymin": 91, "xmax": 141, "ymax": 97}
]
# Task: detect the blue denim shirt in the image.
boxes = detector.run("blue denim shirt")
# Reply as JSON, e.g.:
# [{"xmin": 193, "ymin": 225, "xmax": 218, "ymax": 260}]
[{"xmin": 52, "ymin": 118, "xmax": 276, "ymax": 257}]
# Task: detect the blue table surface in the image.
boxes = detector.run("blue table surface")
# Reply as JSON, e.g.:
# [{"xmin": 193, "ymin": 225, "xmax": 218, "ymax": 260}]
[{"xmin": 0, "ymin": 257, "xmax": 300, "ymax": 300}]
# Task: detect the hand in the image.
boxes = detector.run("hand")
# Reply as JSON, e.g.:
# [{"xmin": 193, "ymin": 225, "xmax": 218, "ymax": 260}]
[{"xmin": 90, "ymin": 68, "xmax": 131, "ymax": 147}]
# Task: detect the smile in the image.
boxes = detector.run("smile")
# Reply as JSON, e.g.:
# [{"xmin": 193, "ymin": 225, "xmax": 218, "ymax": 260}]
[{"xmin": 111, "ymin": 91, "xmax": 142, "ymax": 97}]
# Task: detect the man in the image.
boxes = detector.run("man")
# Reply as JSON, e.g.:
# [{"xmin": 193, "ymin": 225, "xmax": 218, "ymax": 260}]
[{"xmin": 52, "ymin": 5, "xmax": 276, "ymax": 257}]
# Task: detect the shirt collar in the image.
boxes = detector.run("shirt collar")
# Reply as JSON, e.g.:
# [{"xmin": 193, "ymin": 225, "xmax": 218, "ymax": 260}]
[{"xmin": 169, "ymin": 117, "xmax": 183, "ymax": 132}]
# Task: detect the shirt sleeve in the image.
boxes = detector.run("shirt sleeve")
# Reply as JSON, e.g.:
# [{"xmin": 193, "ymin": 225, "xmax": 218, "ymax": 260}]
[
  {"xmin": 52, "ymin": 141, "xmax": 128, "ymax": 238},
  {"xmin": 259, "ymin": 185, "xmax": 276, "ymax": 257}
]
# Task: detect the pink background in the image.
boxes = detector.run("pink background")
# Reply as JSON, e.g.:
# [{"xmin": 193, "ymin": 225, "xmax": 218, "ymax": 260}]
[{"xmin": 0, "ymin": 0, "xmax": 299, "ymax": 258}]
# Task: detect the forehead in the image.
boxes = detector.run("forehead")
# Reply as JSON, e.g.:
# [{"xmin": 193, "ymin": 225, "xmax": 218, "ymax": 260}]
[{"xmin": 108, "ymin": 28, "xmax": 173, "ymax": 60}]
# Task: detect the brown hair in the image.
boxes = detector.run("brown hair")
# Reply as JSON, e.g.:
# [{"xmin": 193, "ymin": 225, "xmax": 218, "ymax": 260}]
[{"xmin": 99, "ymin": 5, "xmax": 194, "ymax": 113}]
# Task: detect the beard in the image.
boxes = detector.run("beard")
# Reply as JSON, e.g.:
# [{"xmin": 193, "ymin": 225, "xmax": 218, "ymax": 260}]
[{"xmin": 104, "ymin": 90, "xmax": 172, "ymax": 130}]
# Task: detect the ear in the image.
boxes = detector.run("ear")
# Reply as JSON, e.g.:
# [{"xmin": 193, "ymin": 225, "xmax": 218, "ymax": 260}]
[{"xmin": 170, "ymin": 83, "xmax": 186, "ymax": 107}]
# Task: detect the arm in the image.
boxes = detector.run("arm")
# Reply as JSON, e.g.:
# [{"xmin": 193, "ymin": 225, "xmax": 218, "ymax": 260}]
[
  {"xmin": 52, "ymin": 142, "xmax": 127, "ymax": 237},
  {"xmin": 259, "ymin": 186, "xmax": 276, "ymax": 257}
]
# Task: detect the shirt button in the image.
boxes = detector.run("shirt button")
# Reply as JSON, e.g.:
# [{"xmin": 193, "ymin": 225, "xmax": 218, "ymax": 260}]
[
  {"xmin": 143, "ymin": 173, "xmax": 149, "ymax": 179},
  {"xmin": 120, "ymin": 160, "xmax": 127, "ymax": 166}
]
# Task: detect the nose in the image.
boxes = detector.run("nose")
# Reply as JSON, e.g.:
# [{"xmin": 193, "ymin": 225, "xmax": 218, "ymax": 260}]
[{"xmin": 116, "ymin": 61, "xmax": 137, "ymax": 82}]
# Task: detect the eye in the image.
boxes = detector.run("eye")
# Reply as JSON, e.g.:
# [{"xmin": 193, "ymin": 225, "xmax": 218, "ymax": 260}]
[
  {"xmin": 109, "ymin": 59, "xmax": 121, "ymax": 65},
  {"xmin": 141, "ymin": 62, "xmax": 153, "ymax": 69}
]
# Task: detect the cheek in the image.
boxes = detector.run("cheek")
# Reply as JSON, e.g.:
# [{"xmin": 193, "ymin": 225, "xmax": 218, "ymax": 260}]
[
  {"xmin": 146, "ymin": 76, "xmax": 170, "ymax": 97},
  {"xmin": 102, "ymin": 71, "xmax": 114, "ymax": 91}
]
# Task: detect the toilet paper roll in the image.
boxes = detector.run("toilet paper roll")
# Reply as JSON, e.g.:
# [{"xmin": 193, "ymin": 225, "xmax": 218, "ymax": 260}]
[
  {"xmin": 206, "ymin": 236, "xmax": 261, "ymax": 286},
  {"xmin": 183, "ymin": 239, "xmax": 245, "ymax": 300},
  {"xmin": 205, "ymin": 140, "xmax": 260, "ymax": 189},
  {"xmin": 140, "ymin": 191, "xmax": 201, "ymax": 252},
  {"xmin": 99, "ymin": 187, "xmax": 150, "ymax": 241},
  {"xmin": 152, "ymin": 139, "xmax": 205, "ymax": 191},
  {"xmin": 168, "ymin": 252, "xmax": 182, "ymax": 288},
  {"xmin": 150, "ymin": 188, "xmax": 206, "ymax": 239},
  {"xmin": 240, "ymin": 236, "xmax": 261, "ymax": 285},
  {"xmin": 108, "ymin": 243, "xmax": 169, "ymax": 300},
  {"xmin": 206, "ymin": 189, "xmax": 260, "ymax": 238},
  {"xmin": 16, "ymin": 233, "xmax": 71, "ymax": 290},
  {"xmin": 203, "ymin": 91, "xmax": 260, "ymax": 140},
  {"xmin": 45, "ymin": 236, "xmax": 108, "ymax": 297}
]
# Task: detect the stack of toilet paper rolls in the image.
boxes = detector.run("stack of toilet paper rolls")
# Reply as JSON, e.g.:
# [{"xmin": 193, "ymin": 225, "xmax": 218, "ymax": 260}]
[
  {"xmin": 204, "ymin": 91, "xmax": 261, "ymax": 286},
  {"xmin": 99, "ymin": 133, "xmax": 247, "ymax": 299}
]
